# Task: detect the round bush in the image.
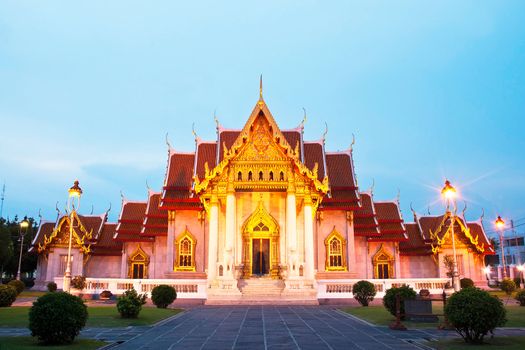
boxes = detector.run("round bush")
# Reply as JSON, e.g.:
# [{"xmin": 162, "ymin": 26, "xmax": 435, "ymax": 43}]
[
  {"xmin": 151, "ymin": 285, "xmax": 177, "ymax": 308},
  {"xmin": 500, "ymin": 278, "xmax": 516, "ymax": 296},
  {"xmin": 515, "ymin": 289, "xmax": 525, "ymax": 306},
  {"xmin": 0, "ymin": 285, "xmax": 17, "ymax": 307},
  {"xmin": 383, "ymin": 285, "xmax": 417, "ymax": 320},
  {"xmin": 47, "ymin": 282, "xmax": 57, "ymax": 292},
  {"xmin": 99, "ymin": 290, "xmax": 113, "ymax": 300},
  {"xmin": 22, "ymin": 278, "xmax": 35, "ymax": 289},
  {"xmin": 445, "ymin": 287, "xmax": 506, "ymax": 344},
  {"xmin": 7, "ymin": 280, "xmax": 25, "ymax": 295},
  {"xmin": 29, "ymin": 292, "xmax": 88, "ymax": 344},
  {"xmin": 460, "ymin": 278, "xmax": 474, "ymax": 289},
  {"xmin": 352, "ymin": 280, "xmax": 376, "ymax": 306},
  {"xmin": 513, "ymin": 277, "xmax": 522, "ymax": 289},
  {"xmin": 117, "ymin": 288, "xmax": 147, "ymax": 318},
  {"xmin": 71, "ymin": 276, "xmax": 86, "ymax": 290}
]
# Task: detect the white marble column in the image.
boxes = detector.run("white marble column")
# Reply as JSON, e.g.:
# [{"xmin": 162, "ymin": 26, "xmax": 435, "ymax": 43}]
[
  {"xmin": 304, "ymin": 194, "xmax": 315, "ymax": 280},
  {"xmin": 166, "ymin": 211, "xmax": 176, "ymax": 273},
  {"xmin": 120, "ymin": 251, "xmax": 127, "ymax": 278},
  {"xmin": 346, "ymin": 211, "xmax": 356, "ymax": 272},
  {"xmin": 207, "ymin": 195, "xmax": 219, "ymax": 283},
  {"xmin": 286, "ymin": 187, "xmax": 297, "ymax": 276},
  {"xmin": 394, "ymin": 242, "xmax": 401, "ymax": 278},
  {"xmin": 224, "ymin": 188, "xmax": 236, "ymax": 277}
]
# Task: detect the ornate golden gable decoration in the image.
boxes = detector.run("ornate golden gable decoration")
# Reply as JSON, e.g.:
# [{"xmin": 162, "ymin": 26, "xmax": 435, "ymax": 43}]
[
  {"xmin": 324, "ymin": 227, "xmax": 347, "ymax": 271},
  {"xmin": 430, "ymin": 212, "xmax": 486, "ymax": 254},
  {"xmin": 193, "ymin": 101, "xmax": 329, "ymax": 197},
  {"xmin": 37, "ymin": 211, "xmax": 93, "ymax": 255}
]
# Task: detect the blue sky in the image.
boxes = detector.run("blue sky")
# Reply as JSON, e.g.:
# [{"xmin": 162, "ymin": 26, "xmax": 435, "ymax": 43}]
[{"xmin": 1, "ymin": 1, "xmax": 524, "ymax": 236}]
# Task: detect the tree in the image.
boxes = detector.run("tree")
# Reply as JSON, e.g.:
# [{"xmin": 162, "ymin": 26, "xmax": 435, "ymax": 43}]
[{"xmin": 0, "ymin": 219, "xmax": 14, "ymax": 282}]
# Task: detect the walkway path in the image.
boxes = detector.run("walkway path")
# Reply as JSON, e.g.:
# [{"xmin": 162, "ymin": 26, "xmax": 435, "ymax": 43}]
[{"xmin": 111, "ymin": 306, "xmax": 427, "ymax": 350}]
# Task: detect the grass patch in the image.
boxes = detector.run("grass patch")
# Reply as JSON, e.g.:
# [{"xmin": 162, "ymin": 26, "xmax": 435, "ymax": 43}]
[
  {"xmin": 0, "ymin": 306, "xmax": 182, "ymax": 328},
  {"xmin": 428, "ymin": 336, "xmax": 525, "ymax": 349},
  {"xmin": 18, "ymin": 291, "xmax": 47, "ymax": 298},
  {"xmin": 0, "ymin": 337, "xmax": 105, "ymax": 350},
  {"xmin": 342, "ymin": 302, "xmax": 525, "ymax": 328}
]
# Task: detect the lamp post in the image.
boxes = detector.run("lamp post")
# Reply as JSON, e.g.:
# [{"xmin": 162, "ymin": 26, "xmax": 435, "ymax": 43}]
[
  {"xmin": 62, "ymin": 180, "xmax": 82, "ymax": 293},
  {"xmin": 517, "ymin": 264, "xmax": 524, "ymax": 288},
  {"xmin": 441, "ymin": 180, "xmax": 460, "ymax": 292},
  {"xmin": 16, "ymin": 218, "xmax": 30, "ymax": 280},
  {"xmin": 495, "ymin": 216, "xmax": 506, "ymax": 279},
  {"xmin": 483, "ymin": 266, "xmax": 492, "ymax": 282}
]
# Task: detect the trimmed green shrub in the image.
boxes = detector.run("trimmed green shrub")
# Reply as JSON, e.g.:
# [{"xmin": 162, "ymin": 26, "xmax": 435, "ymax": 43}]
[
  {"xmin": 47, "ymin": 282, "xmax": 57, "ymax": 292},
  {"xmin": 71, "ymin": 276, "xmax": 86, "ymax": 290},
  {"xmin": 151, "ymin": 285, "xmax": 177, "ymax": 309},
  {"xmin": 460, "ymin": 278, "xmax": 474, "ymax": 289},
  {"xmin": 29, "ymin": 292, "xmax": 88, "ymax": 344},
  {"xmin": 500, "ymin": 278, "xmax": 516, "ymax": 296},
  {"xmin": 383, "ymin": 285, "xmax": 417, "ymax": 320},
  {"xmin": 352, "ymin": 280, "xmax": 376, "ymax": 306},
  {"xmin": 117, "ymin": 288, "xmax": 147, "ymax": 318},
  {"xmin": 515, "ymin": 289, "xmax": 525, "ymax": 306},
  {"xmin": 0, "ymin": 285, "xmax": 17, "ymax": 307},
  {"xmin": 513, "ymin": 277, "xmax": 522, "ymax": 289},
  {"xmin": 22, "ymin": 278, "xmax": 35, "ymax": 289},
  {"xmin": 445, "ymin": 287, "xmax": 506, "ymax": 344},
  {"xmin": 7, "ymin": 280, "xmax": 25, "ymax": 295}
]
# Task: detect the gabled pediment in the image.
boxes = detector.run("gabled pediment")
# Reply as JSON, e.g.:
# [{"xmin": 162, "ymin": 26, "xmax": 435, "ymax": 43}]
[
  {"xmin": 37, "ymin": 211, "xmax": 93, "ymax": 255},
  {"xmin": 194, "ymin": 98, "xmax": 329, "ymax": 195}
]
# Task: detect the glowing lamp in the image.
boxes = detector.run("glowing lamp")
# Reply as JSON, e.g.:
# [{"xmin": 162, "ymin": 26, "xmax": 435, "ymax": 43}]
[
  {"xmin": 495, "ymin": 216, "xmax": 505, "ymax": 230},
  {"xmin": 483, "ymin": 266, "xmax": 491, "ymax": 274},
  {"xmin": 20, "ymin": 219, "xmax": 29, "ymax": 229},
  {"xmin": 68, "ymin": 180, "xmax": 83, "ymax": 198},
  {"xmin": 517, "ymin": 265, "xmax": 524, "ymax": 272},
  {"xmin": 441, "ymin": 180, "xmax": 456, "ymax": 200}
]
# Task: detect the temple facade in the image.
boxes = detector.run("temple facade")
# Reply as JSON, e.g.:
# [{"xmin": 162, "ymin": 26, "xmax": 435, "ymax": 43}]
[{"xmin": 30, "ymin": 89, "xmax": 495, "ymax": 302}]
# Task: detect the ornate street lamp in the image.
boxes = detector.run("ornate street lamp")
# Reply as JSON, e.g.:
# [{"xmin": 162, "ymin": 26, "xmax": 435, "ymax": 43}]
[
  {"xmin": 495, "ymin": 215, "xmax": 507, "ymax": 279},
  {"xmin": 16, "ymin": 218, "xmax": 30, "ymax": 280},
  {"xmin": 441, "ymin": 179, "xmax": 460, "ymax": 291},
  {"xmin": 517, "ymin": 264, "xmax": 524, "ymax": 288},
  {"xmin": 63, "ymin": 180, "xmax": 82, "ymax": 293}
]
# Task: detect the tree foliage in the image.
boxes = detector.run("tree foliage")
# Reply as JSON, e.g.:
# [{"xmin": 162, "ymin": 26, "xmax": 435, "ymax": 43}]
[
  {"xmin": 0, "ymin": 217, "xmax": 38, "ymax": 280},
  {"xmin": 445, "ymin": 287, "xmax": 506, "ymax": 344},
  {"xmin": 352, "ymin": 280, "xmax": 376, "ymax": 306}
]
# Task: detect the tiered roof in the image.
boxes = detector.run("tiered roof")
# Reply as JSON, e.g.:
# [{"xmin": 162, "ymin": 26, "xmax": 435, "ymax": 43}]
[
  {"xmin": 29, "ymin": 212, "xmax": 122, "ymax": 256},
  {"xmin": 399, "ymin": 212, "xmax": 495, "ymax": 256},
  {"xmin": 114, "ymin": 201, "xmax": 152, "ymax": 242}
]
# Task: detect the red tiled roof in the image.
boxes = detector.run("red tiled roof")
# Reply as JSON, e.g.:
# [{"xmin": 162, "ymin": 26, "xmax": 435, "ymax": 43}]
[
  {"xmin": 353, "ymin": 192, "xmax": 380, "ymax": 236},
  {"xmin": 370, "ymin": 202, "xmax": 407, "ymax": 242},
  {"xmin": 161, "ymin": 151, "xmax": 196, "ymax": 210},
  {"xmin": 92, "ymin": 223, "xmax": 122, "ymax": 255},
  {"xmin": 304, "ymin": 142, "xmax": 325, "ymax": 180},
  {"xmin": 283, "ymin": 130, "xmax": 302, "ymax": 160},
  {"xmin": 195, "ymin": 142, "xmax": 217, "ymax": 180},
  {"xmin": 399, "ymin": 223, "xmax": 432, "ymax": 255},
  {"xmin": 322, "ymin": 153, "xmax": 360, "ymax": 210},
  {"xmin": 142, "ymin": 192, "xmax": 168, "ymax": 236},
  {"xmin": 418, "ymin": 216, "xmax": 443, "ymax": 241},
  {"xmin": 29, "ymin": 222, "xmax": 56, "ymax": 251},
  {"xmin": 115, "ymin": 202, "xmax": 152, "ymax": 242},
  {"xmin": 218, "ymin": 130, "xmax": 240, "ymax": 162}
]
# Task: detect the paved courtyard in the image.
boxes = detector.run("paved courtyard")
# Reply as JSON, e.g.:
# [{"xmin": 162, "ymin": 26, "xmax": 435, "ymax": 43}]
[{"xmin": 110, "ymin": 306, "xmax": 437, "ymax": 350}]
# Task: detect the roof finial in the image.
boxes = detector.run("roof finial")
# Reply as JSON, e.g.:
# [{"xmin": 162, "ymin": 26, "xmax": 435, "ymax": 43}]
[
  {"xmin": 192, "ymin": 123, "xmax": 199, "ymax": 142},
  {"xmin": 350, "ymin": 133, "xmax": 355, "ymax": 152},
  {"xmin": 480, "ymin": 208, "xmax": 485, "ymax": 221},
  {"xmin": 427, "ymin": 206, "xmax": 431, "ymax": 215},
  {"xmin": 165, "ymin": 132, "xmax": 172, "ymax": 149},
  {"xmin": 396, "ymin": 188, "xmax": 400, "ymax": 204},
  {"xmin": 259, "ymin": 74, "xmax": 263, "ymax": 100},
  {"xmin": 90, "ymin": 204, "xmax": 94, "ymax": 215},
  {"xmin": 120, "ymin": 190, "xmax": 125, "ymax": 202},
  {"xmin": 146, "ymin": 179, "xmax": 151, "ymax": 191},
  {"xmin": 214, "ymin": 109, "xmax": 220, "ymax": 131},
  {"xmin": 369, "ymin": 178, "xmax": 375, "ymax": 195},
  {"xmin": 322, "ymin": 122, "xmax": 328, "ymax": 141},
  {"xmin": 105, "ymin": 202, "xmax": 112, "ymax": 216},
  {"xmin": 300, "ymin": 107, "xmax": 307, "ymax": 129}
]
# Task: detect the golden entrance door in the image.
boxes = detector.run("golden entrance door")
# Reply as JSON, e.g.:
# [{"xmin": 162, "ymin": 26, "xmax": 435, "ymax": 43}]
[{"xmin": 252, "ymin": 238, "xmax": 270, "ymax": 275}]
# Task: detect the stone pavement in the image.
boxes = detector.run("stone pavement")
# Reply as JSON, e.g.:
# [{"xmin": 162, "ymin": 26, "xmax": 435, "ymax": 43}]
[{"xmin": 110, "ymin": 306, "xmax": 429, "ymax": 349}]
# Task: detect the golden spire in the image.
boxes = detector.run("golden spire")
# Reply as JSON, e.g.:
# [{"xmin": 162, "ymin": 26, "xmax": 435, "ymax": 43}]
[{"xmin": 259, "ymin": 74, "xmax": 263, "ymax": 100}]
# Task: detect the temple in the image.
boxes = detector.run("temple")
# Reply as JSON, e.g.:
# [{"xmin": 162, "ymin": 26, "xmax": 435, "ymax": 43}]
[{"xmin": 30, "ymin": 85, "xmax": 495, "ymax": 303}]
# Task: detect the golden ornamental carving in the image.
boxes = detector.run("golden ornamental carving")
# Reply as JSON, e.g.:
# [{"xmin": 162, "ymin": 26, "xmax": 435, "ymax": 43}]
[
  {"xmin": 324, "ymin": 227, "xmax": 347, "ymax": 271},
  {"xmin": 430, "ymin": 213, "xmax": 485, "ymax": 254},
  {"xmin": 37, "ymin": 211, "xmax": 93, "ymax": 255}
]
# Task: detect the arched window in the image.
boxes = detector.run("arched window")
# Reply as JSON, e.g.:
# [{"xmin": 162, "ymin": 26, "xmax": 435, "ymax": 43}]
[
  {"xmin": 372, "ymin": 244, "xmax": 394, "ymax": 279},
  {"xmin": 324, "ymin": 227, "xmax": 347, "ymax": 271},
  {"xmin": 248, "ymin": 171, "xmax": 253, "ymax": 181},
  {"xmin": 269, "ymin": 171, "xmax": 274, "ymax": 181},
  {"xmin": 175, "ymin": 228, "xmax": 196, "ymax": 272},
  {"xmin": 259, "ymin": 171, "xmax": 264, "ymax": 180},
  {"xmin": 238, "ymin": 171, "xmax": 242, "ymax": 181},
  {"xmin": 279, "ymin": 171, "xmax": 285, "ymax": 181},
  {"xmin": 128, "ymin": 245, "xmax": 150, "ymax": 279}
]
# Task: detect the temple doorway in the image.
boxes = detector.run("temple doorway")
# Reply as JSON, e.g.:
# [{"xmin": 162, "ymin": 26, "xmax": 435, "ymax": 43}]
[{"xmin": 252, "ymin": 238, "xmax": 270, "ymax": 275}]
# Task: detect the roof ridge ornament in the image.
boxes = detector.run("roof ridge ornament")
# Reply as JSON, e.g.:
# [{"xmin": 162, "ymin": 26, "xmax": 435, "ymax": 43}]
[
  {"xmin": 259, "ymin": 74, "xmax": 263, "ymax": 100},
  {"xmin": 299, "ymin": 107, "xmax": 307, "ymax": 130},
  {"xmin": 214, "ymin": 109, "xmax": 220, "ymax": 131},
  {"xmin": 322, "ymin": 122, "xmax": 328, "ymax": 143}
]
